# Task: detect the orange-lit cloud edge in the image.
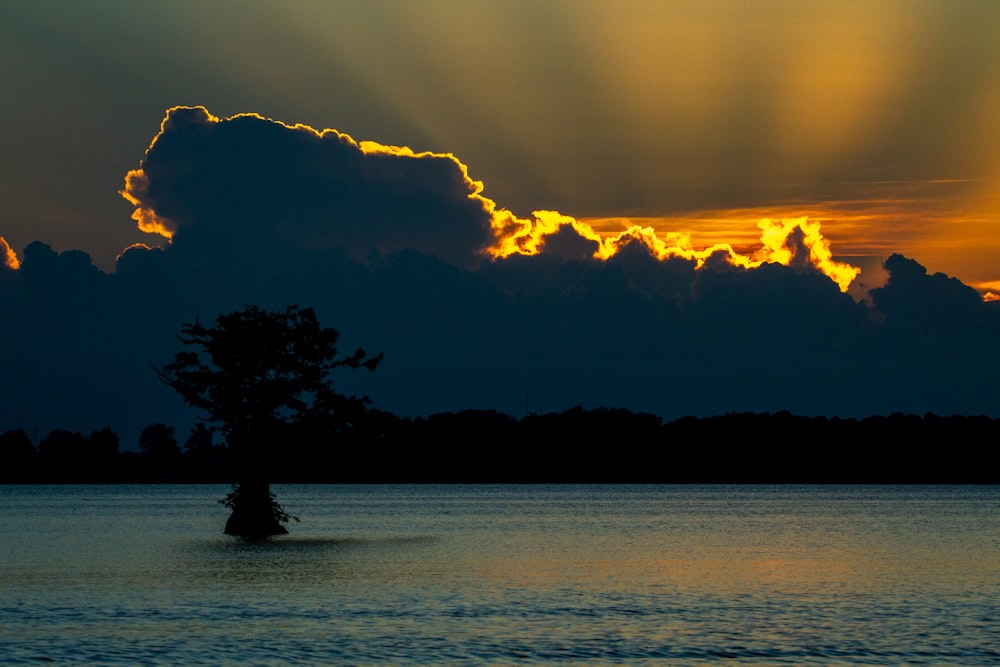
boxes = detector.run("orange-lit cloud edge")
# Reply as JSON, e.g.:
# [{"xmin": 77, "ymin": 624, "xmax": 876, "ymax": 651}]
[
  {"xmin": 109, "ymin": 107, "xmax": 979, "ymax": 301},
  {"xmin": 1, "ymin": 235, "xmax": 20, "ymax": 270}
]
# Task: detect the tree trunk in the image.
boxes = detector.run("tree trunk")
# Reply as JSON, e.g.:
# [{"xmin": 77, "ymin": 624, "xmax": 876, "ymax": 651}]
[
  {"xmin": 224, "ymin": 479, "xmax": 287, "ymax": 537},
  {"xmin": 224, "ymin": 426, "xmax": 287, "ymax": 538}
]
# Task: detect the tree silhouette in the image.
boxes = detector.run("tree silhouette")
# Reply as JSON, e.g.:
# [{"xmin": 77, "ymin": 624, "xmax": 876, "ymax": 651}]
[
  {"xmin": 36, "ymin": 428, "xmax": 119, "ymax": 482},
  {"xmin": 0, "ymin": 429, "xmax": 36, "ymax": 482},
  {"xmin": 138, "ymin": 422, "xmax": 181, "ymax": 480},
  {"xmin": 156, "ymin": 304, "xmax": 382, "ymax": 537},
  {"xmin": 183, "ymin": 422, "xmax": 215, "ymax": 452}
]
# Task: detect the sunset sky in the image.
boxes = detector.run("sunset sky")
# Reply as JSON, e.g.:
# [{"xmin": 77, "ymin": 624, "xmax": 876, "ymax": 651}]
[
  {"xmin": 3, "ymin": 0, "xmax": 1000, "ymax": 289},
  {"xmin": 3, "ymin": 1, "xmax": 1000, "ymax": 444}
]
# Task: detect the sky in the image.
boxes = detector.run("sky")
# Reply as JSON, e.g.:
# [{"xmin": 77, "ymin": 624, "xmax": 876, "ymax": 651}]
[
  {"xmin": 3, "ymin": 0, "xmax": 1000, "ymax": 286},
  {"xmin": 2, "ymin": 1, "xmax": 1000, "ymax": 446}
]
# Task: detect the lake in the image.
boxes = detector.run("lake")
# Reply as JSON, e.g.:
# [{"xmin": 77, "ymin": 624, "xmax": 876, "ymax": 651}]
[{"xmin": 1, "ymin": 485, "xmax": 998, "ymax": 665}]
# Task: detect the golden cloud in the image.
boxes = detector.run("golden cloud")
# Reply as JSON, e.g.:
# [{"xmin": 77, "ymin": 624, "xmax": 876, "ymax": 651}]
[{"xmin": 0, "ymin": 236, "xmax": 20, "ymax": 270}]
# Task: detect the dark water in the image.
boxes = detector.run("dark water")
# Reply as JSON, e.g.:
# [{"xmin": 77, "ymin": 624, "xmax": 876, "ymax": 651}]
[{"xmin": 1, "ymin": 485, "xmax": 998, "ymax": 665}]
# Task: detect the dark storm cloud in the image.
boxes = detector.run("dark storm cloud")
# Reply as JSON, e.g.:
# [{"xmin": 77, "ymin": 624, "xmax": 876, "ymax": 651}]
[
  {"xmin": 121, "ymin": 107, "xmax": 495, "ymax": 268},
  {"xmin": 2, "ymin": 109, "xmax": 1000, "ymax": 447},
  {"xmin": 537, "ymin": 224, "xmax": 601, "ymax": 262}
]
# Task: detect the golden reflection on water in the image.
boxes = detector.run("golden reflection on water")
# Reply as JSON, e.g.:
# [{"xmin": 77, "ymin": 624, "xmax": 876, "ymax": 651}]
[{"xmin": 481, "ymin": 553, "xmax": 861, "ymax": 596}]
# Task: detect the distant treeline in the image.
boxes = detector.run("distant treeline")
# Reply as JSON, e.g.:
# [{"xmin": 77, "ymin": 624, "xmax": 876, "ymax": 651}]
[{"xmin": 2, "ymin": 408, "xmax": 998, "ymax": 483}]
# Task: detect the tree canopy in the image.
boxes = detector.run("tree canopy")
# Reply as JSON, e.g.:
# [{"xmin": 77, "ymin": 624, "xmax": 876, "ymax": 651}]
[{"xmin": 157, "ymin": 304, "xmax": 381, "ymax": 433}]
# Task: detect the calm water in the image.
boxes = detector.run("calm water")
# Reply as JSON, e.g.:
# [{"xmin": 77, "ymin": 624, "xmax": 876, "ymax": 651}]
[{"xmin": 1, "ymin": 485, "xmax": 998, "ymax": 665}]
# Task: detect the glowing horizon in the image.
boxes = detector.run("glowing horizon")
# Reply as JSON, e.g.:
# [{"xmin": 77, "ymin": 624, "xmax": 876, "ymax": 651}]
[{"xmin": 487, "ymin": 210, "xmax": 860, "ymax": 293}]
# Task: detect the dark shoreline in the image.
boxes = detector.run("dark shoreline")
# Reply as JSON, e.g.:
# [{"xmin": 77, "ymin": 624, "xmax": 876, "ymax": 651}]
[{"xmin": 4, "ymin": 409, "xmax": 999, "ymax": 484}]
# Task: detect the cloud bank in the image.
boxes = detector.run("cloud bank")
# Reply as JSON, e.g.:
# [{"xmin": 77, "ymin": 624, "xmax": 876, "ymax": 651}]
[
  {"xmin": 2, "ymin": 107, "xmax": 998, "ymax": 446},
  {"xmin": 123, "ymin": 107, "xmax": 861, "ymax": 289},
  {"xmin": 120, "ymin": 106, "xmax": 497, "ymax": 269}
]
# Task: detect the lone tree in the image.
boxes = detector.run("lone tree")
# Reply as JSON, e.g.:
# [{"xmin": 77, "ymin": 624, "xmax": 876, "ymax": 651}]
[{"xmin": 156, "ymin": 304, "xmax": 381, "ymax": 537}]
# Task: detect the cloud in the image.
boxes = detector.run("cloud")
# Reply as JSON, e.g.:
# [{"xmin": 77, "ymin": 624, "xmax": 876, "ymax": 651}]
[
  {"xmin": 123, "ymin": 108, "xmax": 864, "ymax": 292},
  {"xmin": 869, "ymin": 254, "xmax": 993, "ymax": 343},
  {"xmin": 491, "ymin": 212, "xmax": 861, "ymax": 292},
  {"xmin": 2, "ymin": 108, "xmax": 999, "ymax": 448},
  {"xmin": 0, "ymin": 236, "xmax": 19, "ymax": 270},
  {"xmin": 121, "ymin": 106, "xmax": 497, "ymax": 268}
]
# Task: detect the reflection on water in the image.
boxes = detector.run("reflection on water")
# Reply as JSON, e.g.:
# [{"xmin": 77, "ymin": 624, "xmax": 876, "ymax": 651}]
[
  {"xmin": 188, "ymin": 534, "xmax": 442, "ymax": 588},
  {"xmin": 1, "ymin": 485, "xmax": 998, "ymax": 665}
]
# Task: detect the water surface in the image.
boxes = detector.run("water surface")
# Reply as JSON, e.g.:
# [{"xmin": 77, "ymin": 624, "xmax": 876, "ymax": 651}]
[{"xmin": 1, "ymin": 485, "xmax": 997, "ymax": 664}]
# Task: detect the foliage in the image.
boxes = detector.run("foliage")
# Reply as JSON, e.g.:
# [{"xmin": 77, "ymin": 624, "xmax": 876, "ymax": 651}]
[
  {"xmin": 137, "ymin": 422, "xmax": 181, "ymax": 480},
  {"xmin": 155, "ymin": 304, "xmax": 382, "ymax": 436},
  {"xmin": 138, "ymin": 423, "xmax": 178, "ymax": 454},
  {"xmin": 218, "ymin": 484, "xmax": 298, "ymax": 525},
  {"xmin": 5, "ymin": 410, "xmax": 1000, "ymax": 484},
  {"xmin": 36, "ymin": 428, "xmax": 119, "ymax": 482},
  {"xmin": 184, "ymin": 422, "xmax": 215, "ymax": 452}
]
